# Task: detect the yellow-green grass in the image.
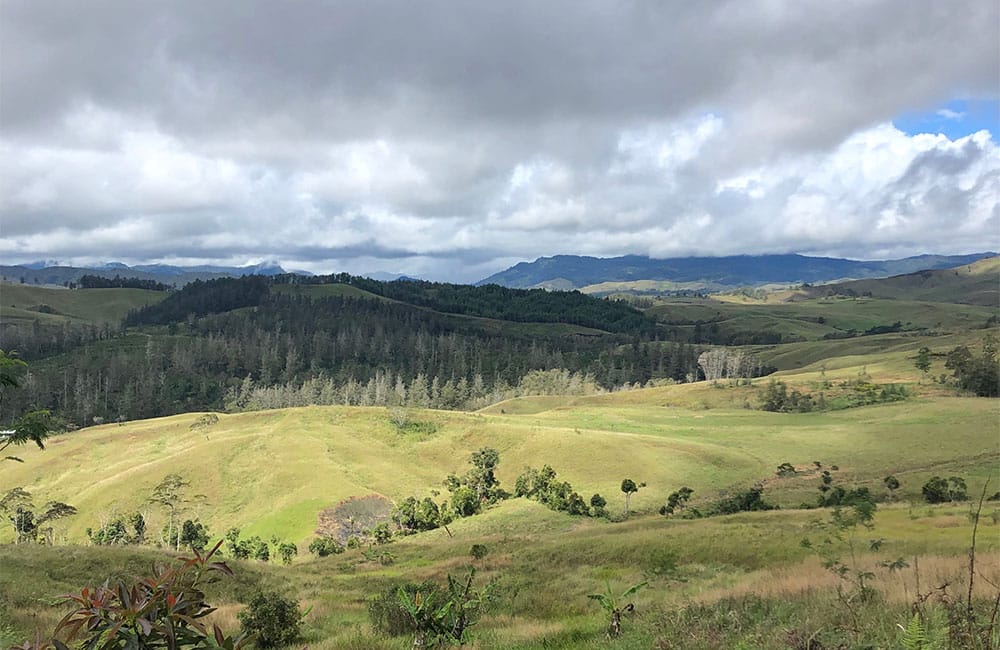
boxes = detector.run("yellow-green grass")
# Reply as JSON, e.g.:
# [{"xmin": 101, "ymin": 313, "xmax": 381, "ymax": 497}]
[
  {"xmin": 3, "ymin": 500, "xmax": 997, "ymax": 648},
  {"xmin": 787, "ymin": 255, "xmax": 1000, "ymax": 306},
  {"xmin": 751, "ymin": 327, "xmax": 997, "ymax": 371},
  {"xmin": 646, "ymin": 295, "xmax": 997, "ymax": 342},
  {"xmin": 3, "ymin": 387, "xmax": 996, "ymax": 547},
  {"xmin": 579, "ymin": 279, "xmax": 724, "ymax": 294},
  {"xmin": 0, "ymin": 282, "xmax": 166, "ymax": 325}
]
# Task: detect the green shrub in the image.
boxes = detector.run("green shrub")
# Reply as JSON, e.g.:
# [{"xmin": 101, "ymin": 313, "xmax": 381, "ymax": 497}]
[
  {"xmin": 709, "ymin": 485, "xmax": 776, "ymax": 515},
  {"xmin": 238, "ymin": 590, "xmax": 303, "ymax": 649},
  {"xmin": 22, "ymin": 541, "xmax": 247, "ymax": 649},
  {"xmin": 308, "ymin": 536, "xmax": 345, "ymax": 557},
  {"xmin": 922, "ymin": 476, "xmax": 968, "ymax": 503},
  {"xmin": 277, "ymin": 542, "xmax": 297, "ymax": 565},
  {"xmin": 368, "ymin": 581, "xmax": 439, "ymax": 637}
]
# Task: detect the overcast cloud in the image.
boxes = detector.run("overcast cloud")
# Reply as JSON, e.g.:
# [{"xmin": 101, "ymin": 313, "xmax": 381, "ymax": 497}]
[{"xmin": 1, "ymin": 0, "xmax": 997, "ymax": 281}]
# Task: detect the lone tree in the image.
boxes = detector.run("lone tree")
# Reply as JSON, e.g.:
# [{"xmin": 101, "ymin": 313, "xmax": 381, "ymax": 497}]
[
  {"xmin": 149, "ymin": 473, "xmax": 190, "ymax": 551},
  {"xmin": 468, "ymin": 447, "xmax": 502, "ymax": 503},
  {"xmin": 620, "ymin": 479, "xmax": 644, "ymax": 517},
  {"xmin": 883, "ymin": 475, "xmax": 900, "ymax": 501},
  {"xmin": 915, "ymin": 347, "xmax": 932, "ymax": 377}
]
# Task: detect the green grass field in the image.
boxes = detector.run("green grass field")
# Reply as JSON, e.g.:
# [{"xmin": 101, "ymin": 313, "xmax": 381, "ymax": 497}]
[
  {"xmin": 4, "ymin": 389, "xmax": 995, "ymax": 549},
  {"xmin": 0, "ymin": 282, "xmax": 167, "ymax": 325},
  {"xmin": 645, "ymin": 295, "xmax": 996, "ymax": 343},
  {"xmin": 790, "ymin": 255, "xmax": 1000, "ymax": 306},
  {"xmin": 1, "ymin": 400, "xmax": 997, "ymax": 646}
]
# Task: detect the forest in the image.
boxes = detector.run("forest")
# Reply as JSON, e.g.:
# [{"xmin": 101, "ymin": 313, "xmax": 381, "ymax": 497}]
[{"xmin": 0, "ymin": 276, "xmax": 716, "ymax": 426}]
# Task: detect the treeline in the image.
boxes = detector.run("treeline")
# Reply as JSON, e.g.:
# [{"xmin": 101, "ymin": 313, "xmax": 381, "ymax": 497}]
[
  {"xmin": 0, "ymin": 319, "xmax": 121, "ymax": 360},
  {"xmin": 3, "ymin": 292, "xmax": 704, "ymax": 425},
  {"xmin": 76, "ymin": 275, "xmax": 172, "ymax": 291},
  {"xmin": 227, "ymin": 369, "xmax": 611, "ymax": 413},
  {"xmin": 125, "ymin": 274, "xmax": 657, "ymax": 334},
  {"xmin": 124, "ymin": 276, "xmax": 270, "ymax": 325}
]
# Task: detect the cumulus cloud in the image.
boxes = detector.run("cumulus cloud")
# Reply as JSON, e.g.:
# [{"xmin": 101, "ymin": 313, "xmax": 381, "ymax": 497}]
[{"xmin": 0, "ymin": 0, "xmax": 997, "ymax": 281}]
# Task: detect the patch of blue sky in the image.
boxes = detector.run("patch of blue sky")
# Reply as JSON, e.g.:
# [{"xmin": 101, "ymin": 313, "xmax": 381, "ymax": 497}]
[{"xmin": 893, "ymin": 98, "xmax": 998, "ymax": 140}]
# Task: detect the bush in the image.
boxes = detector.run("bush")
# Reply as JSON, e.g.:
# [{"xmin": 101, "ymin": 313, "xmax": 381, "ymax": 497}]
[
  {"xmin": 945, "ymin": 337, "xmax": 1000, "ymax": 396},
  {"xmin": 238, "ymin": 590, "xmax": 303, "ymax": 649},
  {"xmin": 818, "ymin": 485, "xmax": 875, "ymax": 509},
  {"xmin": 308, "ymin": 536, "xmax": 345, "ymax": 557},
  {"xmin": 710, "ymin": 485, "xmax": 776, "ymax": 515},
  {"xmin": 277, "ymin": 542, "xmax": 297, "ymax": 565},
  {"xmin": 922, "ymin": 476, "xmax": 968, "ymax": 503},
  {"xmin": 369, "ymin": 581, "xmax": 439, "ymax": 637},
  {"xmin": 776, "ymin": 462, "xmax": 797, "ymax": 477},
  {"xmin": 27, "ymin": 541, "xmax": 247, "ymax": 649}
]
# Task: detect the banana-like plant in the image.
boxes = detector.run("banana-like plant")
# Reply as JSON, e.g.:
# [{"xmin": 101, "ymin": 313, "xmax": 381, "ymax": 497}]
[
  {"xmin": 396, "ymin": 586, "xmax": 450, "ymax": 649},
  {"xmin": 587, "ymin": 580, "xmax": 647, "ymax": 639},
  {"xmin": 396, "ymin": 568, "xmax": 492, "ymax": 649}
]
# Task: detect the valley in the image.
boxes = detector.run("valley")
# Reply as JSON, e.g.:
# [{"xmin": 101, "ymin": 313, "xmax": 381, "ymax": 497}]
[{"xmin": 0, "ymin": 258, "xmax": 997, "ymax": 648}]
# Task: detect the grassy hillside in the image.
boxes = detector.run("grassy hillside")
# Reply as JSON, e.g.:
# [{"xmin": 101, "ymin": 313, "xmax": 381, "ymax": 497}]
[
  {"xmin": 3, "ymin": 384, "xmax": 996, "ymax": 547},
  {"xmin": 646, "ymin": 295, "xmax": 996, "ymax": 344},
  {"xmin": 787, "ymin": 255, "xmax": 1000, "ymax": 306},
  {"xmin": 3, "ymin": 499, "xmax": 996, "ymax": 649},
  {"xmin": 0, "ymin": 282, "xmax": 166, "ymax": 325},
  {"xmin": 1, "ymin": 352, "xmax": 998, "ymax": 647}
]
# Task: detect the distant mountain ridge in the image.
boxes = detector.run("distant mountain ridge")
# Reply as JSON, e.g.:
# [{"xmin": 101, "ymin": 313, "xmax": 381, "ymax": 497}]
[
  {"xmin": 476, "ymin": 252, "xmax": 998, "ymax": 290},
  {"xmin": 0, "ymin": 261, "xmax": 308, "ymax": 287}
]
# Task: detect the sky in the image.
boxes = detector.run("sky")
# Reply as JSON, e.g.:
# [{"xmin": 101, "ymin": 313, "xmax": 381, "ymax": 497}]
[{"xmin": 1, "ymin": 1, "xmax": 998, "ymax": 283}]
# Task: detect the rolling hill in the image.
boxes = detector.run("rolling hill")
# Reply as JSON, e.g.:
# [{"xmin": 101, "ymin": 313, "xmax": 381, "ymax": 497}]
[
  {"xmin": 785, "ymin": 254, "xmax": 1000, "ymax": 306},
  {"xmin": 0, "ymin": 282, "xmax": 167, "ymax": 325},
  {"xmin": 2, "ymin": 357, "xmax": 997, "ymax": 648},
  {"xmin": 3, "ymin": 373, "xmax": 996, "ymax": 547}
]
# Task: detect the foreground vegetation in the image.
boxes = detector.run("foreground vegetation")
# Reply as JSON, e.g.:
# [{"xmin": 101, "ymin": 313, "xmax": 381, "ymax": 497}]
[{"xmin": 1, "ymin": 499, "xmax": 998, "ymax": 648}]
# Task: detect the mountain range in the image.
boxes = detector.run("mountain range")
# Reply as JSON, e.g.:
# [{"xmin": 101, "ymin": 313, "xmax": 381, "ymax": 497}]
[
  {"xmin": 0, "ymin": 261, "xmax": 307, "ymax": 288},
  {"xmin": 475, "ymin": 252, "xmax": 998, "ymax": 290},
  {"xmin": 1, "ymin": 252, "xmax": 995, "ymax": 292}
]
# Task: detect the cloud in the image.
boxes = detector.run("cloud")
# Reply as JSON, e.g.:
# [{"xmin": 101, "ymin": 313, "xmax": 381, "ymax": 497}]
[
  {"xmin": 1, "ymin": 0, "xmax": 998, "ymax": 281},
  {"xmin": 936, "ymin": 108, "xmax": 966, "ymax": 120}
]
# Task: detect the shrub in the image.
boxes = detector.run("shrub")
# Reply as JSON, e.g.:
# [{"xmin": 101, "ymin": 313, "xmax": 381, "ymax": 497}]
[
  {"xmin": 25, "ymin": 541, "xmax": 247, "ymax": 649},
  {"xmin": 818, "ymin": 485, "xmax": 875, "ymax": 509},
  {"xmin": 710, "ymin": 485, "xmax": 776, "ymax": 515},
  {"xmin": 922, "ymin": 476, "xmax": 968, "ymax": 503},
  {"xmin": 371, "ymin": 522, "xmax": 393, "ymax": 545},
  {"xmin": 369, "ymin": 581, "xmax": 440, "ymax": 637},
  {"xmin": 470, "ymin": 544, "xmax": 489, "ymax": 560},
  {"xmin": 250, "ymin": 537, "xmax": 270, "ymax": 562},
  {"xmin": 776, "ymin": 462, "xmax": 797, "ymax": 477},
  {"xmin": 238, "ymin": 590, "xmax": 304, "ymax": 649},
  {"xmin": 277, "ymin": 542, "xmax": 297, "ymax": 565},
  {"xmin": 308, "ymin": 536, "xmax": 345, "ymax": 557}
]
